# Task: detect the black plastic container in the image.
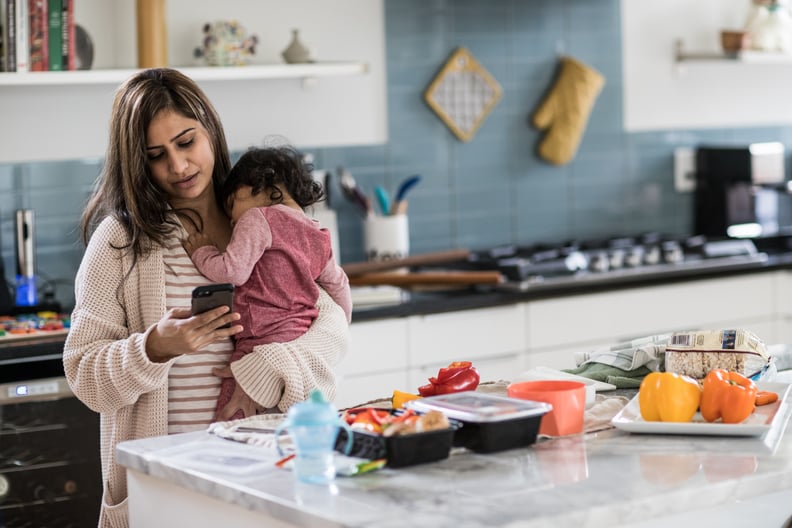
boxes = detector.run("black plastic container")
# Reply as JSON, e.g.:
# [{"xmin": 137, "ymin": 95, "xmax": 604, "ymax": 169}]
[
  {"xmin": 407, "ymin": 392, "xmax": 551, "ymax": 454},
  {"xmin": 334, "ymin": 409, "xmax": 458, "ymax": 468}
]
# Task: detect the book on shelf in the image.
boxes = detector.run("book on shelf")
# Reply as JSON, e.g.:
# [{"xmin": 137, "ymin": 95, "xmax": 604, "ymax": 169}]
[
  {"xmin": 28, "ymin": 0, "xmax": 47, "ymax": 71},
  {"xmin": 46, "ymin": 0, "xmax": 59, "ymax": 70},
  {"xmin": 3, "ymin": 0, "xmax": 16, "ymax": 72},
  {"xmin": 0, "ymin": 1, "xmax": 5, "ymax": 71},
  {"xmin": 15, "ymin": 0, "xmax": 28, "ymax": 72},
  {"xmin": 0, "ymin": 0, "xmax": 72, "ymax": 73},
  {"xmin": 60, "ymin": 0, "xmax": 72, "ymax": 70}
]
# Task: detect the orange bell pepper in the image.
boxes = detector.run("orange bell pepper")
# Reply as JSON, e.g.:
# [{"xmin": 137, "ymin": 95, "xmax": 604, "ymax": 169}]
[
  {"xmin": 700, "ymin": 369, "xmax": 757, "ymax": 424},
  {"xmin": 639, "ymin": 372, "xmax": 702, "ymax": 423}
]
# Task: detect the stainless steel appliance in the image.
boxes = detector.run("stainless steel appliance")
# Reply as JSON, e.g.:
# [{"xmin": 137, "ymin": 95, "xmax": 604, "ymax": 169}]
[
  {"xmin": 0, "ymin": 334, "xmax": 101, "ymax": 527},
  {"xmin": 14, "ymin": 210, "xmax": 37, "ymax": 308},
  {"xmin": 694, "ymin": 142, "xmax": 792, "ymax": 239}
]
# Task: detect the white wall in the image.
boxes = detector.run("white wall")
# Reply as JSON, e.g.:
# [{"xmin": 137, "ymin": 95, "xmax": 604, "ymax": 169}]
[{"xmin": 621, "ymin": 0, "xmax": 792, "ymax": 131}]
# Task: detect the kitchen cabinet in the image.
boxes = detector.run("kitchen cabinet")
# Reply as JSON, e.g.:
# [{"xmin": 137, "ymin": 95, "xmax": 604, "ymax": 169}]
[
  {"xmin": 524, "ymin": 273, "xmax": 780, "ymax": 365},
  {"xmin": 335, "ymin": 318, "xmax": 409, "ymax": 408},
  {"xmin": 0, "ymin": 0, "xmax": 386, "ymax": 163},
  {"xmin": 336, "ymin": 270, "xmax": 787, "ymax": 407},
  {"xmin": 336, "ymin": 306, "xmax": 525, "ymax": 408}
]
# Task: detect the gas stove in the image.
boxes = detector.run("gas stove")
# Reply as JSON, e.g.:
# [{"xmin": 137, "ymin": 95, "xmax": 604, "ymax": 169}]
[{"xmin": 464, "ymin": 234, "xmax": 769, "ymax": 291}]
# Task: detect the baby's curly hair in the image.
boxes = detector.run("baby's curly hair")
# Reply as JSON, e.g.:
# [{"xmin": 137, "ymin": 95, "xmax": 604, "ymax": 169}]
[{"xmin": 223, "ymin": 145, "xmax": 324, "ymax": 210}]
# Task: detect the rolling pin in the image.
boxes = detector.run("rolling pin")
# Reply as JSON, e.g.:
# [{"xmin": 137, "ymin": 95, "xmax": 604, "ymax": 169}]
[
  {"xmin": 343, "ymin": 249, "xmax": 471, "ymax": 278},
  {"xmin": 349, "ymin": 270, "xmax": 504, "ymax": 287}
]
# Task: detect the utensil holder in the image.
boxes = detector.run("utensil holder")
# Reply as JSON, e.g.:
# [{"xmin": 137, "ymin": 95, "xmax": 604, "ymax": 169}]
[{"xmin": 363, "ymin": 215, "xmax": 409, "ymax": 263}]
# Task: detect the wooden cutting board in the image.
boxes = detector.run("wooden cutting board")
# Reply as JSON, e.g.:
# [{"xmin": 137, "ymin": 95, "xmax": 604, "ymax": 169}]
[
  {"xmin": 343, "ymin": 249, "xmax": 471, "ymax": 278},
  {"xmin": 348, "ymin": 270, "xmax": 503, "ymax": 287}
]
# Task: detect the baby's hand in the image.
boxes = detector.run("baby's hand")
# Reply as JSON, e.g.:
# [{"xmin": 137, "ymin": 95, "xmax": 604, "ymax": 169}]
[
  {"xmin": 216, "ymin": 383, "xmax": 263, "ymax": 421},
  {"xmin": 182, "ymin": 231, "xmax": 215, "ymax": 257}
]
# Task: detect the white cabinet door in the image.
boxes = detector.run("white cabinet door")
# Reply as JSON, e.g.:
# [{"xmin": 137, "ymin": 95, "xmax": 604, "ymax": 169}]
[
  {"xmin": 526, "ymin": 274, "xmax": 777, "ymax": 352},
  {"xmin": 407, "ymin": 305, "xmax": 526, "ymax": 367},
  {"xmin": 334, "ymin": 370, "xmax": 409, "ymax": 409},
  {"xmin": 338, "ymin": 318, "xmax": 409, "ymax": 376},
  {"xmin": 335, "ymin": 318, "xmax": 410, "ymax": 408}
]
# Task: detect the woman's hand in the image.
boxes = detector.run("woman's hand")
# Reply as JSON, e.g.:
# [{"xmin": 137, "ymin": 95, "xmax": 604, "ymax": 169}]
[
  {"xmin": 213, "ymin": 366, "xmax": 264, "ymax": 420},
  {"xmin": 145, "ymin": 306, "xmax": 242, "ymax": 363},
  {"xmin": 182, "ymin": 230, "xmax": 215, "ymax": 258}
]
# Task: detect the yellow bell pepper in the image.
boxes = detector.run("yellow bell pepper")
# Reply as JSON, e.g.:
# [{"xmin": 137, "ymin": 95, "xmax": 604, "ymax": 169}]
[
  {"xmin": 639, "ymin": 372, "xmax": 702, "ymax": 423},
  {"xmin": 392, "ymin": 389, "xmax": 421, "ymax": 410}
]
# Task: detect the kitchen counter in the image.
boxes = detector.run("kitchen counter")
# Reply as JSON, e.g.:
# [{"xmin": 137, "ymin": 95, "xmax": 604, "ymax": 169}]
[
  {"xmin": 117, "ymin": 390, "xmax": 792, "ymax": 528},
  {"xmin": 352, "ymin": 250, "xmax": 792, "ymax": 323}
]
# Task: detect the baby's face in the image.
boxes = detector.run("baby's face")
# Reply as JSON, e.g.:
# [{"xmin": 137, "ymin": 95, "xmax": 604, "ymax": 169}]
[{"xmin": 227, "ymin": 185, "xmax": 271, "ymax": 224}]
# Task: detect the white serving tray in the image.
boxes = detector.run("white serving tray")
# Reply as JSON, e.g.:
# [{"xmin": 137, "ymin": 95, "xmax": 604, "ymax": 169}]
[{"xmin": 611, "ymin": 382, "xmax": 791, "ymax": 437}]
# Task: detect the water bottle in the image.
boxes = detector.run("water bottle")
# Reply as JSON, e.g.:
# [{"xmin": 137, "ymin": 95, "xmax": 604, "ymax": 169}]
[{"xmin": 275, "ymin": 390, "xmax": 352, "ymax": 484}]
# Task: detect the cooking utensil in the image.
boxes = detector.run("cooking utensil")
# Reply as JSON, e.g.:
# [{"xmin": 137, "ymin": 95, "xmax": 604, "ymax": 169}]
[
  {"xmin": 342, "ymin": 248, "xmax": 471, "ymax": 277},
  {"xmin": 390, "ymin": 175, "xmax": 421, "ymax": 215},
  {"xmin": 338, "ymin": 166, "xmax": 370, "ymax": 217},
  {"xmin": 348, "ymin": 270, "xmax": 503, "ymax": 287},
  {"xmin": 374, "ymin": 186, "xmax": 391, "ymax": 216}
]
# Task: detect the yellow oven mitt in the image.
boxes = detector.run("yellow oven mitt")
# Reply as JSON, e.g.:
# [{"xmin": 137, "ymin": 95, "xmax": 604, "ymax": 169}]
[{"xmin": 532, "ymin": 57, "xmax": 605, "ymax": 166}]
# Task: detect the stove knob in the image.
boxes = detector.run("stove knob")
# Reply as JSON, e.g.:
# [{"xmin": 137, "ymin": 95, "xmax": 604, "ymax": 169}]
[
  {"xmin": 662, "ymin": 241, "xmax": 684, "ymax": 264},
  {"xmin": 587, "ymin": 251, "xmax": 609, "ymax": 273},
  {"xmin": 644, "ymin": 245, "xmax": 661, "ymax": 266},
  {"xmin": 625, "ymin": 247, "xmax": 644, "ymax": 267},
  {"xmin": 608, "ymin": 248, "xmax": 626, "ymax": 270}
]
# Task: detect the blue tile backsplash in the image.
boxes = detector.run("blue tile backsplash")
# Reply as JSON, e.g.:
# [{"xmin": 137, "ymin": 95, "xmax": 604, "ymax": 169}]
[{"xmin": 2, "ymin": 0, "xmax": 791, "ymax": 308}]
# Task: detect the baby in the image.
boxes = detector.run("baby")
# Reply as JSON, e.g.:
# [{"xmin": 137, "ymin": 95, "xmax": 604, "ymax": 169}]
[{"xmin": 183, "ymin": 145, "xmax": 352, "ymax": 420}]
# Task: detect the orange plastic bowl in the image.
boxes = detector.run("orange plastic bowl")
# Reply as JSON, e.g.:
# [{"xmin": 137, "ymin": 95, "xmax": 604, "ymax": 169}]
[{"xmin": 507, "ymin": 380, "xmax": 586, "ymax": 436}]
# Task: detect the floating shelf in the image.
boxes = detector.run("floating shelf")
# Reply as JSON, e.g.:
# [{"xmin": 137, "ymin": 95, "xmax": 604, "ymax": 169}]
[
  {"xmin": 675, "ymin": 39, "xmax": 792, "ymax": 65},
  {"xmin": 0, "ymin": 61, "xmax": 369, "ymax": 86}
]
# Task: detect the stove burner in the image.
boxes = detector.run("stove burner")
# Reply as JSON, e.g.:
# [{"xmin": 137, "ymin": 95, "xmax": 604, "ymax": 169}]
[{"xmin": 466, "ymin": 234, "xmax": 766, "ymax": 286}]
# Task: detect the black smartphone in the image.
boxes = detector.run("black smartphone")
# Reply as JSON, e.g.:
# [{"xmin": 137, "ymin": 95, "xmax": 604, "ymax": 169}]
[{"xmin": 191, "ymin": 284, "xmax": 235, "ymax": 328}]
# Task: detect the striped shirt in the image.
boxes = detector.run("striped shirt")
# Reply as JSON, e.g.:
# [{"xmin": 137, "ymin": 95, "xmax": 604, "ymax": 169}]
[{"xmin": 163, "ymin": 235, "xmax": 233, "ymax": 434}]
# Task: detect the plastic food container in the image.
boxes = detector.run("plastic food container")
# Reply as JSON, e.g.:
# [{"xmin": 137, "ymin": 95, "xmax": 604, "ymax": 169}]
[
  {"xmin": 333, "ymin": 409, "xmax": 459, "ymax": 468},
  {"xmin": 406, "ymin": 392, "xmax": 552, "ymax": 453}
]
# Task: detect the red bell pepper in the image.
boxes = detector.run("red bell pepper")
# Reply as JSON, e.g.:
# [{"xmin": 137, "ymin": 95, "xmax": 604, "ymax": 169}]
[{"xmin": 418, "ymin": 361, "xmax": 480, "ymax": 396}]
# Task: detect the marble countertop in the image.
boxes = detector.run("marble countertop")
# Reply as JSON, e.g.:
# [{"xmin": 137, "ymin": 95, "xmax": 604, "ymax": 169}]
[{"xmin": 117, "ymin": 389, "xmax": 792, "ymax": 528}]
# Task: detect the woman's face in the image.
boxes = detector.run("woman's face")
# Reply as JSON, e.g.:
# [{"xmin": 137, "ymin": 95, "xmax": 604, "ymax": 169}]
[{"xmin": 145, "ymin": 109, "xmax": 216, "ymax": 205}]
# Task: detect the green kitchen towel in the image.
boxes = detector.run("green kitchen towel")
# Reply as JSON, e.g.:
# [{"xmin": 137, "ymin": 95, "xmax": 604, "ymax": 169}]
[{"xmin": 563, "ymin": 363, "xmax": 653, "ymax": 389}]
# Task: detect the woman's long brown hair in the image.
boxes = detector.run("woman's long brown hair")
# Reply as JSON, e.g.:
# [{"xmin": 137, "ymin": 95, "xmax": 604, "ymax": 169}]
[{"xmin": 81, "ymin": 68, "xmax": 232, "ymax": 262}]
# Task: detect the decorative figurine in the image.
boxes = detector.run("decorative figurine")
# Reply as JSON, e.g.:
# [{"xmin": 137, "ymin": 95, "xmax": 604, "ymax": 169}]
[
  {"xmin": 281, "ymin": 29, "xmax": 313, "ymax": 64},
  {"xmin": 194, "ymin": 20, "xmax": 258, "ymax": 67}
]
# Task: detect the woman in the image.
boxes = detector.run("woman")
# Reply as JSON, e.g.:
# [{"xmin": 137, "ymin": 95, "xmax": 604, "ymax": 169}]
[{"xmin": 63, "ymin": 68, "xmax": 349, "ymax": 528}]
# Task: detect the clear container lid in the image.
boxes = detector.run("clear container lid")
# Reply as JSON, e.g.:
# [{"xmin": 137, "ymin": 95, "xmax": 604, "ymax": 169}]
[{"xmin": 406, "ymin": 392, "xmax": 552, "ymax": 423}]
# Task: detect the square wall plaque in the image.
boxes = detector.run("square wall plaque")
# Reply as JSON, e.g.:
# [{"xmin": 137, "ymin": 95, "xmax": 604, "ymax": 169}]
[{"xmin": 424, "ymin": 47, "xmax": 503, "ymax": 142}]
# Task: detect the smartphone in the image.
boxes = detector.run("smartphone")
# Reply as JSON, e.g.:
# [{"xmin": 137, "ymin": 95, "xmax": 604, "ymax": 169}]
[{"xmin": 191, "ymin": 284, "xmax": 235, "ymax": 328}]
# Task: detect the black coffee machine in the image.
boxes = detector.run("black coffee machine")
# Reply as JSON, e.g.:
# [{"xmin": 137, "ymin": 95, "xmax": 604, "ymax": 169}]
[{"xmin": 694, "ymin": 142, "xmax": 792, "ymax": 239}]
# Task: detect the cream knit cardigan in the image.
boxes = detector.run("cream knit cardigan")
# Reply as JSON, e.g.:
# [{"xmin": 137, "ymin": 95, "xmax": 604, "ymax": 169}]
[{"xmin": 63, "ymin": 217, "xmax": 349, "ymax": 528}]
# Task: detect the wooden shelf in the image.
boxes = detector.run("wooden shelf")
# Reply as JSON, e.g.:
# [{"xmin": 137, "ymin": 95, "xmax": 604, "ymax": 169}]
[
  {"xmin": 675, "ymin": 39, "xmax": 792, "ymax": 65},
  {"xmin": 0, "ymin": 61, "xmax": 369, "ymax": 86}
]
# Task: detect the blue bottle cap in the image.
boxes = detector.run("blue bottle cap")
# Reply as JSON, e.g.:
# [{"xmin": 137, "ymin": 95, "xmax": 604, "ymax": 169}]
[{"xmin": 287, "ymin": 389, "xmax": 338, "ymax": 427}]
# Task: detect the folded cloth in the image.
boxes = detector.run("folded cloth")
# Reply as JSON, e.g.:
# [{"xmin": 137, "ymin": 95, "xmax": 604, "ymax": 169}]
[
  {"xmin": 563, "ymin": 362, "xmax": 652, "ymax": 389},
  {"xmin": 584, "ymin": 394, "xmax": 630, "ymax": 433},
  {"xmin": 572, "ymin": 334, "xmax": 670, "ymax": 372},
  {"xmin": 207, "ymin": 413, "xmax": 289, "ymax": 448}
]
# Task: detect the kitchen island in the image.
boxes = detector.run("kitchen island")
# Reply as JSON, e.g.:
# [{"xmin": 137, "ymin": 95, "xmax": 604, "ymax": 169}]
[{"xmin": 117, "ymin": 390, "xmax": 792, "ymax": 528}]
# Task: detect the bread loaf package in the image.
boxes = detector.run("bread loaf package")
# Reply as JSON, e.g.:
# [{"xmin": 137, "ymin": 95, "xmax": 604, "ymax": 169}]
[{"xmin": 664, "ymin": 329, "xmax": 771, "ymax": 380}]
